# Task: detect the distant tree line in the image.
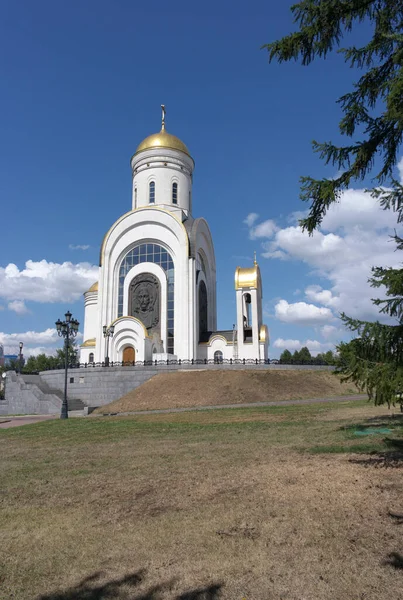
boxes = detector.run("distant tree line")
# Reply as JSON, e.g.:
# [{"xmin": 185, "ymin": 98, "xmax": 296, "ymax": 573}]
[
  {"xmin": 0, "ymin": 343, "xmax": 79, "ymax": 376},
  {"xmin": 22, "ymin": 344, "xmax": 79, "ymax": 373},
  {"xmin": 279, "ymin": 347, "xmax": 336, "ymax": 365}
]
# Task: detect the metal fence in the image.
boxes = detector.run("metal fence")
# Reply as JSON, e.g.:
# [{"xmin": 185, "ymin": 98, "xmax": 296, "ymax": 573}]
[{"xmin": 36, "ymin": 357, "xmax": 334, "ymax": 371}]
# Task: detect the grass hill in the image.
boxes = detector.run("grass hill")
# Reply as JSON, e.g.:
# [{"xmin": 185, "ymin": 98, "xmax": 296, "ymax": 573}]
[{"xmin": 93, "ymin": 368, "xmax": 360, "ymax": 414}]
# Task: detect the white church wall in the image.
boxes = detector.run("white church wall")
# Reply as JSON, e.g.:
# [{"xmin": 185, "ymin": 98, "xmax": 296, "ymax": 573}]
[
  {"xmin": 235, "ymin": 288, "xmax": 264, "ymax": 361},
  {"xmin": 97, "ymin": 208, "xmax": 192, "ymax": 361},
  {"xmin": 194, "ymin": 220, "xmax": 217, "ymax": 331},
  {"xmin": 82, "ymin": 291, "xmax": 98, "ymax": 343},
  {"xmin": 207, "ymin": 337, "xmax": 233, "ymax": 361},
  {"xmin": 131, "ymin": 148, "xmax": 194, "ymax": 215},
  {"xmin": 80, "ymin": 347, "xmax": 95, "ymax": 364},
  {"xmin": 109, "ymin": 317, "xmax": 149, "ymax": 363}
]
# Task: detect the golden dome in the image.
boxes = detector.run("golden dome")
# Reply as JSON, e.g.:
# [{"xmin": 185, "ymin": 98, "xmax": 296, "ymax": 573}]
[
  {"xmin": 234, "ymin": 263, "xmax": 261, "ymax": 290},
  {"xmin": 81, "ymin": 338, "xmax": 95, "ymax": 348},
  {"xmin": 135, "ymin": 127, "xmax": 191, "ymax": 157},
  {"xmin": 86, "ymin": 281, "xmax": 98, "ymax": 293}
]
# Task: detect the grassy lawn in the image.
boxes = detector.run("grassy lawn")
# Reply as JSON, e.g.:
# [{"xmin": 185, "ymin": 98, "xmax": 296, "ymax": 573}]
[{"xmin": 1, "ymin": 400, "xmax": 402, "ymax": 599}]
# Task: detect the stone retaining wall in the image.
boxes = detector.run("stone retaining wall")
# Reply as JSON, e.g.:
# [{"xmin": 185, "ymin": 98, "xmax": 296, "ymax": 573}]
[
  {"xmin": 2, "ymin": 364, "xmax": 335, "ymax": 415},
  {"xmin": 40, "ymin": 363, "xmax": 335, "ymax": 408}
]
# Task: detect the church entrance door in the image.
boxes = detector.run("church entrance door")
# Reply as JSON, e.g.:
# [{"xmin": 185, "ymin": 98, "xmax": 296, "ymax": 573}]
[{"xmin": 123, "ymin": 346, "xmax": 135, "ymax": 365}]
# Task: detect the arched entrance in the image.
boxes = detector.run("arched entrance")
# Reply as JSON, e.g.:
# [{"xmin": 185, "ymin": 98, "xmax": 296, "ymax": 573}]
[{"xmin": 122, "ymin": 346, "xmax": 135, "ymax": 365}]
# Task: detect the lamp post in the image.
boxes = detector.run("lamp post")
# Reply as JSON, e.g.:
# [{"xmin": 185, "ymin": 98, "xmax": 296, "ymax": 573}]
[
  {"xmin": 103, "ymin": 324, "xmax": 115, "ymax": 367},
  {"xmin": 56, "ymin": 311, "xmax": 79, "ymax": 419},
  {"xmin": 18, "ymin": 342, "xmax": 23, "ymax": 375}
]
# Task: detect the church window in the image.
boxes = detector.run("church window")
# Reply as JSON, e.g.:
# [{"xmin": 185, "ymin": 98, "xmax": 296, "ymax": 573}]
[
  {"xmin": 149, "ymin": 181, "xmax": 155, "ymax": 203},
  {"xmin": 172, "ymin": 182, "xmax": 178, "ymax": 204},
  {"xmin": 198, "ymin": 280, "xmax": 208, "ymax": 341},
  {"xmin": 134, "ymin": 187, "xmax": 137, "ymax": 207},
  {"xmin": 118, "ymin": 243, "xmax": 175, "ymax": 354},
  {"xmin": 89, "ymin": 353, "xmax": 94, "ymax": 364},
  {"xmin": 243, "ymin": 293, "xmax": 252, "ymax": 342}
]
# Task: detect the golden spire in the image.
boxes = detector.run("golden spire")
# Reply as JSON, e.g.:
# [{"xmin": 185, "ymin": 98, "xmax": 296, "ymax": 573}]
[
  {"xmin": 161, "ymin": 104, "xmax": 166, "ymax": 131},
  {"xmin": 254, "ymin": 250, "xmax": 257, "ymax": 266}
]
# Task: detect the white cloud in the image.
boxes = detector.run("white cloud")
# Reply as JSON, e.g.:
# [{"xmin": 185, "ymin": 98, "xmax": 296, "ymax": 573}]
[
  {"xmin": 8, "ymin": 300, "xmax": 29, "ymax": 315},
  {"xmin": 320, "ymin": 325, "xmax": 345, "ymax": 341},
  {"xmin": 0, "ymin": 328, "xmax": 82, "ymax": 357},
  {"xmin": 272, "ymin": 337, "xmax": 334, "ymax": 356},
  {"xmin": 250, "ymin": 186, "xmax": 403, "ymax": 322},
  {"xmin": 69, "ymin": 244, "xmax": 90, "ymax": 251},
  {"xmin": 274, "ymin": 299, "xmax": 334, "ymax": 325},
  {"xmin": 249, "ymin": 219, "xmax": 278, "ymax": 240},
  {"xmin": 305, "ymin": 285, "xmax": 338, "ymax": 308},
  {"xmin": 22, "ymin": 346, "xmax": 59, "ymax": 358},
  {"xmin": 320, "ymin": 188, "xmax": 397, "ymax": 233},
  {"xmin": 0, "ymin": 328, "xmax": 82, "ymax": 346},
  {"xmin": 0, "ymin": 260, "xmax": 99, "ymax": 304},
  {"xmin": 244, "ymin": 213, "xmax": 259, "ymax": 228}
]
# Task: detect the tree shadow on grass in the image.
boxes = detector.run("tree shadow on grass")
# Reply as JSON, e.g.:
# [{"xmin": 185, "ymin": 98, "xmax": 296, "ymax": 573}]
[
  {"xmin": 35, "ymin": 570, "xmax": 223, "ymax": 600},
  {"xmin": 338, "ymin": 415, "xmax": 403, "ymax": 467},
  {"xmin": 341, "ymin": 413, "xmax": 403, "ymax": 432},
  {"xmin": 383, "ymin": 552, "xmax": 403, "ymax": 570}
]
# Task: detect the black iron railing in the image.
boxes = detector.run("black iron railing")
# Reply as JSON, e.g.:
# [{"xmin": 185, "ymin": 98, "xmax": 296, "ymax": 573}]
[{"xmin": 31, "ymin": 357, "xmax": 333, "ymax": 371}]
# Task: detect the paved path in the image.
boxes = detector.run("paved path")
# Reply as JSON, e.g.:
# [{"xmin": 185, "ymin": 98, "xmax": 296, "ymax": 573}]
[
  {"xmin": 98, "ymin": 394, "xmax": 367, "ymax": 417},
  {"xmin": 0, "ymin": 415, "xmax": 57, "ymax": 429}
]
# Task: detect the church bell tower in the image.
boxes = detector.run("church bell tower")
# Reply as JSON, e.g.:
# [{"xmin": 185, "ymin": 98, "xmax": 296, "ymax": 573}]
[{"xmin": 130, "ymin": 105, "xmax": 195, "ymax": 221}]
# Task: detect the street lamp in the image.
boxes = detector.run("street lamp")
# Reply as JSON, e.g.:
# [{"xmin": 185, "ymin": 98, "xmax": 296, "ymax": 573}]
[
  {"xmin": 56, "ymin": 310, "xmax": 79, "ymax": 419},
  {"xmin": 18, "ymin": 342, "xmax": 23, "ymax": 375},
  {"xmin": 103, "ymin": 324, "xmax": 115, "ymax": 367}
]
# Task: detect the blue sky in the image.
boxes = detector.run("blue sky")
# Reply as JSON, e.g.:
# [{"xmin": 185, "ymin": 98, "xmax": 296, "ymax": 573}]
[{"xmin": 0, "ymin": 0, "xmax": 400, "ymax": 357}]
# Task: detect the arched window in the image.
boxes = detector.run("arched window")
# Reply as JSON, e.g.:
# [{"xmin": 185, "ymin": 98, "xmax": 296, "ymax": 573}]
[
  {"xmin": 89, "ymin": 353, "xmax": 94, "ymax": 364},
  {"xmin": 198, "ymin": 280, "xmax": 208, "ymax": 340},
  {"xmin": 118, "ymin": 243, "xmax": 175, "ymax": 354},
  {"xmin": 214, "ymin": 350, "xmax": 223, "ymax": 364},
  {"xmin": 134, "ymin": 187, "xmax": 137, "ymax": 207},
  {"xmin": 172, "ymin": 182, "xmax": 178, "ymax": 204},
  {"xmin": 149, "ymin": 181, "xmax": 155, "ymax": 204}
]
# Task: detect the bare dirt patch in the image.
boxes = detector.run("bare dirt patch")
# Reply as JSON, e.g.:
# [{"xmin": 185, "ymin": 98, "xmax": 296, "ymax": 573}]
[{"xmin": 94, "ymin": 369, "xmax": 360, "ymax": 414}]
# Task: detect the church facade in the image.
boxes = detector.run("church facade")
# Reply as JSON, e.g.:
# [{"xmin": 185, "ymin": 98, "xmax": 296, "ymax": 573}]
[{"xmin": 80, "ymin": 109, "xmax": 269, "ymax": 364}]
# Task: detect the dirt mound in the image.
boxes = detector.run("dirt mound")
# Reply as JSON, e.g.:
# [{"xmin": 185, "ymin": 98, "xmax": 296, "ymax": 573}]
[{"xmin": 93, "ymin": 369, "xmax": 360, "ymax": 414}]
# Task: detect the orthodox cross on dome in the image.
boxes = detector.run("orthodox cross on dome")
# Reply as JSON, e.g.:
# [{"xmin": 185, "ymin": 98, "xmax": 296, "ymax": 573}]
[
  {"xmin": 161, "ymin": 104, "xmax": 166, "ymax": 131},
  {"xmin": 253, "ymin": 250, "xmax": 257, "ymax": 266}
]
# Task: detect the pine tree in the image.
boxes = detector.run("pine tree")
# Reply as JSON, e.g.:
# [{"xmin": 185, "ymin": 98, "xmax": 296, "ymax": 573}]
[
  {"xmin": 298, "ymin": 346, "xmax": 312, "ymax": 364},
  {"xmin": 265, "ymin": 1, "xmax": 403, "ymax": 406},
  {"xmin": 280, "ymin": 349, "xmax": 293, "ymax": 363}
]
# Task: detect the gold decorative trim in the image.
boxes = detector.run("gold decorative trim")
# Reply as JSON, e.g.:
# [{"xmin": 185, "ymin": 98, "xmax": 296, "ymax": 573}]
[
  {"xmin": 259, "ymin": 324, "xmax": 269, "ymax": 344},
  {"xmin": 80, "ymin": 338, "xmax": 96, "ymax": 348},
  {"xmin": 85, "ymin": 281, "xmax": 98, "ymax": 293}
]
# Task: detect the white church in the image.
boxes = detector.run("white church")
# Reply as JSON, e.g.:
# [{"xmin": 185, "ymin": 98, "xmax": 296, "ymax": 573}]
[{"xmin": 80, "ymin": 108, "xmax": 269, "ymax": 365}]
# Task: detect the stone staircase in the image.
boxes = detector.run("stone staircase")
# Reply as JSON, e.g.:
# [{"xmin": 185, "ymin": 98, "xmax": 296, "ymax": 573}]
[{"xmin": 2, "ymin": 373, "xmax": 87, "ymax": 416}]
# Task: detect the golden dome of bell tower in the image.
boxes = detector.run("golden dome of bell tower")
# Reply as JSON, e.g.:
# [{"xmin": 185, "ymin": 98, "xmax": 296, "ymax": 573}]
[{"xmin": 134, "ymin": 105, "xmax": 191, "ymax": 158}]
